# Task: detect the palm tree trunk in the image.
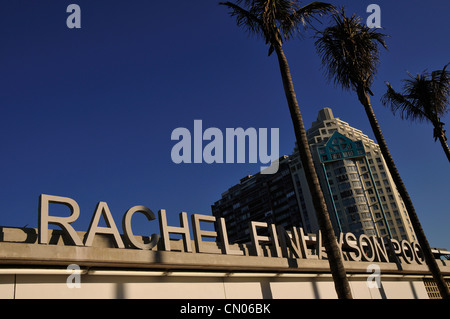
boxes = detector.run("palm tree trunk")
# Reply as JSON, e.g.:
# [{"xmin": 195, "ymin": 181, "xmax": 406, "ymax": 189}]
[
  {"xmin": 435, "ymin": 127, "xmax": 450, "ymax": 162},
  {"xmin": 357, "ymin": 85, "xmax": 450, "ymax": 299},
  {"xmin": 274, "ymin": 43, "xmax": 353, "ymax": 299}
]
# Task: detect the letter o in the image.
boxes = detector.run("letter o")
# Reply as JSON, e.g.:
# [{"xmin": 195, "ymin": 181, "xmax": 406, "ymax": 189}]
[
  {"xmin": 400, "ymin": 240, "xmax": 415, "ymax": 264},
  {"xmin": 412, "ymin": 241, "xmax": 425, "ymax": 264},
  {"xmin": 359, "ymin": 234, "xmax": 375, "ymax": 262},
  {"xmin": 122, "ymin": 206, "xmax": 159, "ymax": 250}
]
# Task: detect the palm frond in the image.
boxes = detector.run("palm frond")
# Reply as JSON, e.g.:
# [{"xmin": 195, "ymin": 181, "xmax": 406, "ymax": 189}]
[
  {"xmin": 314, "ymin": 8, "xmax": 388, "ymax": 92},
  {"xmin": 221, "ymin": 0, "xmax": 334, "ymax": 49},
  {"xmin": 381, "ymin": 82, "xmax": 428, "ymax": 122},
  {"xmin": 219, "ymin": 1, "xmax": 264, "ymax": 39},
  {"xmin": 382, "ymin": 63, "xmax": 450, "ymax": 126},
  {"xmin": 430, "ymin": 63, "xmax": 450, "ymax": 117},
  {"xmin": 285, "ymin": 1, "xmax": 336, "ymax": 35}
]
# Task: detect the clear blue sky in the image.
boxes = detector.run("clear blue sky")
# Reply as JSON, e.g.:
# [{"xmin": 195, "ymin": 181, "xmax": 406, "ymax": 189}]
[{"xmin": 0, "ymin": 0, "xmax": 449, "ymax": 249}]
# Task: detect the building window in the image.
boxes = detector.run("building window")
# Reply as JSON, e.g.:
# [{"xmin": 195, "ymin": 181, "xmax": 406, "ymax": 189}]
[
  {"xmin": 358, "ymin": 204, "xmax": 369, "ymax": 211},
  {"xmin": 343, "ymin": 151, "xmax": 355, "ymax": 157},
  {"xmin": 352, "ymin": 181, "xmax": 362, "ymax": 188},
  {"xmin": 347, "ymin": 166, "xmax": 357, "ymax": 172},
  {"xmin": 356, "ymin": 196, "xmax": 367, "ymax": 203},
  {"xmin": 363, "ymin": 221, "xmax": 374, "ymax": 228}
]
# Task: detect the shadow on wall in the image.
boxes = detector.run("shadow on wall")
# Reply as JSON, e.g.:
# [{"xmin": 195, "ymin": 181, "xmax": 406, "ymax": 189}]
[{"xmin": 116, "ymin": 282, "xmax": 126, "ymax": 299}]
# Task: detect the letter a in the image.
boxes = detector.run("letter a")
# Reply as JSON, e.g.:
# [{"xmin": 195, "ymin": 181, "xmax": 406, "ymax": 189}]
[
  {"xmin": 66, "ymin": 4, "xmax": 81, "ymax": 29},
  {"xmin": 171, "ymin": 127, "xmax": 192, "ymax": 164},
  {"xmin": 366, "ymin": 4, "xmax": 381, "ymax": 29}
]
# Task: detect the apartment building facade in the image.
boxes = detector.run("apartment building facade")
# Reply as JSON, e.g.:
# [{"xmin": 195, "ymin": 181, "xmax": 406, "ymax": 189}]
[
  {"xmin": 212, "ymin": 108, "xmax": 417, "ymax": 244},
  {"xmin": 211, "ymin": 156, "xmax": 304, "ymax": 243},
  {"xmin": 290, "ymin": 108, "xmax": 416, "ymax": 242}
]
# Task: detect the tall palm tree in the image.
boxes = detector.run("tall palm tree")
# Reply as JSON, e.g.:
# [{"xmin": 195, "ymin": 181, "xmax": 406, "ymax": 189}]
[
  {"xmin": 382, "ymin": 64, "xmax": 450, "ymax": 162},
  {"xmin": 219, "ymin": 0, "xmax": 353, "ymax": 299},
  {"xmin": 315, "ymin": 9, "xmax": 450, "ymax": 299}
]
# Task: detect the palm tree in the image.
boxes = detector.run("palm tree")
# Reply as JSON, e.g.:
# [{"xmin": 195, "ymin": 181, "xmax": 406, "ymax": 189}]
[
  {"xmin": 382, "ymin": 64, "xmax": 450, "ymax": 162},
  {"xmin": 219, "ymin": 0, "xmax": 353, "ymax": 299},
  {"xmin": 315, "ymin": 9, "xmax": 450, "ymax": 299}
]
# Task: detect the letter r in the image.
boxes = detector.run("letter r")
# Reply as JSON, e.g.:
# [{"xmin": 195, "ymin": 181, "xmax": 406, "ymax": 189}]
[{"xmin": 39, "ymin": 194, "xmax": 83, "ymax": 246}]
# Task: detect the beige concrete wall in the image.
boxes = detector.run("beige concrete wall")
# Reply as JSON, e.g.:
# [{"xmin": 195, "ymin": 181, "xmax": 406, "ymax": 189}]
[
  {"xmin": 0, "ymin": 272, "xmax": 430, "ymax": 299},
  {"xmin": 0, "ymin": 275, "xmax": 14, "ymax": 299},
  {"xmin": 0, "ymin": 227, "xmax": 443, "ymax": 299}
]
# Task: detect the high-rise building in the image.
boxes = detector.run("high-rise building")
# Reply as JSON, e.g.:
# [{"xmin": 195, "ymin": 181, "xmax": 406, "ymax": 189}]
[
  {"xmin": 211, "ymin": 156, "xmax": 304, "ymax": 243},
  {"xmin": 212, "ymin": 108, "xmax": 417, "ymax": 244},
  {"xmin": 290, "ymin": 108, "xmax": 416, "ymax": 242}
]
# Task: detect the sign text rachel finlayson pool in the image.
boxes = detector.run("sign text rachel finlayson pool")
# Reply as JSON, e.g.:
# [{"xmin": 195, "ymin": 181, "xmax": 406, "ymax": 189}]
[{"xmin": 38, "ymin": 194, "xmax": 426, "ymax": 266}]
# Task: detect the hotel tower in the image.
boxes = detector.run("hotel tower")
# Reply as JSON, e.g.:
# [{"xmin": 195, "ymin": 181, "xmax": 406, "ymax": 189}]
[{"xmin": 213, "ymin": 108, "xmax": 417, "ymax": 244}]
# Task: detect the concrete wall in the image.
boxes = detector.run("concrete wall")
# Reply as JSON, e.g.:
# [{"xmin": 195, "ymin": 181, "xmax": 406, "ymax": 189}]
[
  {"xmin": 0, "ymin": 227, "xmax": 446, "ymax": 299},
  {"xmin": 0, "ymin": 271, "xmax": 430, "ymax": 299}
]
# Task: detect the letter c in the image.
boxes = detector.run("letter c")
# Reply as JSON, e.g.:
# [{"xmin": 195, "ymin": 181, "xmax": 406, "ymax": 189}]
[{"xmin": 122, "ymin": 206, "xmax": 159, "ymax": 250}]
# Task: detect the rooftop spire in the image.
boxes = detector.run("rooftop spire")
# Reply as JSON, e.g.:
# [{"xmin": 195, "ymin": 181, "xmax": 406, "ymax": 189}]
[{"xmin": 317, "ymin": 107, "xmax": 334, "ymax": 121}]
